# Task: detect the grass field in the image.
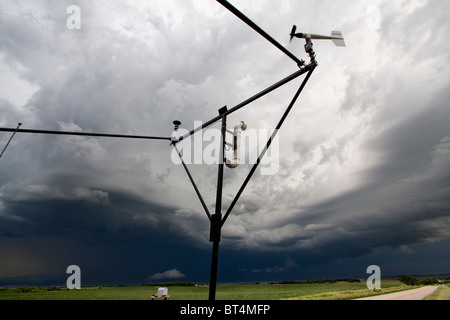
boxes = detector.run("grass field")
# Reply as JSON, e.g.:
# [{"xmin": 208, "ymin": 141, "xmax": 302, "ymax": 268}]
[
  {"xmin": 425, "ymin": 284, "xmax": 450, "ymax": 300},
  {"xmin": 0, "ymin": 280, "xmax": 437, "ymax": 300}
]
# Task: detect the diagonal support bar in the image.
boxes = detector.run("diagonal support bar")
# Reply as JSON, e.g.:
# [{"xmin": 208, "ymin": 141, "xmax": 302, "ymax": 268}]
[
  {"xmin": 176, "ymin": 65, "xmax": 313, "ymax": 144},
  {"xmin": 221, "ymin": 66, "xmax": 316, "ymax": 227},
  {"xmin": 173, "ymin": 144, "xmax": 212, "ymax": 221}
]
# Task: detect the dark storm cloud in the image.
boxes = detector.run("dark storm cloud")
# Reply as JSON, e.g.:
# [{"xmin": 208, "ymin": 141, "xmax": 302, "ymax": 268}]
[
  {"xmin": 1, "ymin": 188, "xmax": 169, "ymax": 241},
  {"xmin": 1, "ymin": 0, "xmax": 449, "ymax": 285},
  {"xmin": 365, "ymin": 90, "xmax": 450, "ymax": 184},
  {"xmin": 227, "ymin": 85, "xmax": 450, "ymax": 259},
  {"xmin": 0, "ymin": 184, "xmax": 213, "ymax": 285}
]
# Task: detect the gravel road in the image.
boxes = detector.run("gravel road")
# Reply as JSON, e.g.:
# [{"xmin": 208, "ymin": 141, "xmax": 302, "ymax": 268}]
[{"xmin": 355, "ymin": 286, "xmax": 440, "ymax": 300}]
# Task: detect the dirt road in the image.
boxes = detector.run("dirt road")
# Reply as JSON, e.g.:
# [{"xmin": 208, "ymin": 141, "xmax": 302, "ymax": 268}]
[{"xmin": 355, "ymin": 286, "xmax": 440, "ymax": 300}]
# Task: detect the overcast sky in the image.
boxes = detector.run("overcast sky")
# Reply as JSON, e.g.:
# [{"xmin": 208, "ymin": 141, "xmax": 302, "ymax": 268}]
[{"xmin": 0, "ymin": 0, "xmax": 449, "ymax": 286}]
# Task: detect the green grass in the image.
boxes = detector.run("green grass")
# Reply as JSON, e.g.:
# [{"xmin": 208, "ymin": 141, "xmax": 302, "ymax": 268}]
[
  {"xmin": 424, "ymin": 284, "xmax": 450, "ymax": 300},
  {"xmin": 0, "ymin": 280, "xmax": 420, "ymax": 300}
]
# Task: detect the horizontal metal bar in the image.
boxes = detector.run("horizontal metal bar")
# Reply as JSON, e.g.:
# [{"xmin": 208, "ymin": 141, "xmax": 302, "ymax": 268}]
[
  {"xmin": 0, "ymin": 128, "xmax": 171, "ymax": 141},
  {"xmin": 0, "ymin": 123, "xmax": 22, "ymax": 159},
  {"xmin": 217, "ymin": 0, "xmax": 304, "ymax": 66}
]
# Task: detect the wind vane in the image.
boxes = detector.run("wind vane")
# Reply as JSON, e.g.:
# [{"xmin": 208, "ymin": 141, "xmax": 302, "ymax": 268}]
[{"xmin": 290, "ymin": 25, "xmax": 346, "ymax": 47}]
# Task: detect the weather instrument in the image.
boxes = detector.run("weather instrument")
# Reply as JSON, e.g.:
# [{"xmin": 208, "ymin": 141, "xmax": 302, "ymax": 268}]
[
  {"xmin": 171, "ymin": 120, "xmax": 182, "ymax": 142},
  {"xmin": 224, "ymin": 121, "xmax": 247, "ymax": 169},
  {"xmin": 290, "ymin": 25, "xmax": 346, "ymax": 47},
  {"xmin": 289, "ymin": 25, "xmax": 345, "ymax": 63},
  {"xmin": 0, "ymin": 0, "xmax": 345, "ymax": 300}
]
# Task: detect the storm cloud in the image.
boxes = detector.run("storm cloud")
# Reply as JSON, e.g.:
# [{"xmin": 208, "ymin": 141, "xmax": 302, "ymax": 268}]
[{"xmin": 0, "ymin": 0, "xmax": 449, "ymax": 285}]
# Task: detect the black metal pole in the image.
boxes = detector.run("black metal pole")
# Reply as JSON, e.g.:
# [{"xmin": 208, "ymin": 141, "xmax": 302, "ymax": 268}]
[
  {"xmin": 208, "ymin": 236, "xmax": 220, "ymax": 301},
  {"xmin": 208, "ymin": 106, "xmax": 227, "ymax": 301},
  {"xmin": 0, "ymin": 127, "xmax": 171, "ymax": 141}
]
